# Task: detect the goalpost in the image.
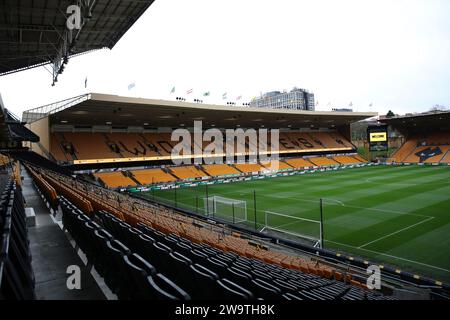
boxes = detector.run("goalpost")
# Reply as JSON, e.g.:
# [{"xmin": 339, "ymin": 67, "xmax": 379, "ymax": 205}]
[
  {"xmin": 261, "ymin": 211, "xmax": 323, "ymax": 248},
  {"xmin": 203, "ymin": 195, "xmax": 247, "ymax": 224}
]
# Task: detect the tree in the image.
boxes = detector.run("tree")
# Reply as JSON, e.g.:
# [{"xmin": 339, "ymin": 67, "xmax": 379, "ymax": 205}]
[{"xmin": 386, "ymin": 110, "xmax": 395, "ymax": 118}]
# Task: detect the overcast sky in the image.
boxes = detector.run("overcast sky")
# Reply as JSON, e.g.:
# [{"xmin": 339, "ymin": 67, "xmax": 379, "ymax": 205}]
[{"xmin": 1, "ymin": 0, "xmax": 449, "ymax": 119}]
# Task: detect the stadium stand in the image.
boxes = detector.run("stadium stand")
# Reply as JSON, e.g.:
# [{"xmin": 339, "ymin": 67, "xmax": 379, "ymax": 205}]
[
  {"xmin": 389, "ymin": 138, "xmax": 418, "ymax": 163},
  {"xmin": 260, "ymin": 160, "xmax": 293, "ymax": 171},
  {"xmin": 49, "ymin": 131, "xmax": 357, "ymax": 163},
  {"xmin": 353, "ymin": 155, "xmax": 368, "ymax": 163},
  {"xmin": 131, "ymin": 168, "xmax": 177, "ymax": 185},
  {"xmin": 202, "ymin": 164, "xmax": 241, "ymax": 177},
  {"xmin": 389, "ymin": 132, "xmax": 450, "ymax": 164},
  {"xmin": 441, "ymin": 151, "xmax": 450, "ymax": 164},
  {"xmin": 234, "ymin": 163, "xmax": 265, "ymax": 174},
  {"xmin": 94, "ymin": 172, "xmax": 136, "ymax": 189},
  {"xmin": 22, "ymin": 163, "xmax": 397, "ymax": 300},
  {"xmin": 0, "ymin": 175, "xmax": 35, "ymax": 299},
  {"xmin": 307, "ymin": 157, "xmax": 340, "ymax": 167},
  {"xmin": 284, "ymin": 157, "xmax": 313, "ymax": 169},
  {"xmin": 333, "ymin": 155, "xmax": 362, "ymax": 165},
  {"xmin": 170, "ymin": 166, "xmax": 207, "ymax": 180}
]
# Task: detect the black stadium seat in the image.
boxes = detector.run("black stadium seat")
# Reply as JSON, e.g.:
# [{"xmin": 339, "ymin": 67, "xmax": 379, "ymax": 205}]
[
  {"xmin": 216, "ymin": 278, "xmax": 254, "ymax": 300},
  {"xmin": 146, "ymin": 273, "xmax": 190, "ymax": 300},
  {"xmin": 250, "ymin": 278, "xmax": 282, "ymax": 300}
]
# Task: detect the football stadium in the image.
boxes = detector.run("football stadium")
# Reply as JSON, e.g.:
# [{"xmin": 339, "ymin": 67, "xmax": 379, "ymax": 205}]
[{"xmin": 0, "ymin": 0, "xmax": 449, "ymax": 306}]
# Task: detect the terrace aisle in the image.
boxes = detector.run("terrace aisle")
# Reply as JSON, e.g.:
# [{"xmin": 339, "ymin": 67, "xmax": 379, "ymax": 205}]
[{"xmin": 22, "ymin": 169, "xmax": 105, "ymax": 300}]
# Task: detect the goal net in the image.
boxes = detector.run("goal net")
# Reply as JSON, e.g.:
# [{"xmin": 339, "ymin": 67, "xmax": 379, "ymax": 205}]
[
  {"xmin": 203, "ymin": 195, "xmax": 247, "ymax": 224},
  {"xmin": 261, "ymin": 211, "xmax": 323, "ymax": 248}
]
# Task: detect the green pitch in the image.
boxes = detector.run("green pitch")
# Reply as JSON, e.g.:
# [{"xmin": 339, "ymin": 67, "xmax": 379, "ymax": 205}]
[{"xmin": 141, "ymin": 165, "xmax": 450, "ymax": 282}]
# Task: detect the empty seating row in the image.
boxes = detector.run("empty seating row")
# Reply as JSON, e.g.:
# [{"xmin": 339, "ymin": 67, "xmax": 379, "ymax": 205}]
[
  {"xmin": 131, "ymin": 168, "xmax": 176, "ymax": 185},
  {"xmin": 169, "ymin": 166, "xmax": 206, "ymax": 180},
  {"xmin": 30, "ymin": 166, "xmax": 342, "ymax": 282},
  {"xmin": 59, "ymin": 197, "xmax": 189, "ymax": 300},
  {"xmin": 50, "ymin": 131, "xmax": 355, "ymax": 162},
  {"xmin": 94, "ymin": 171, "xmax": 136, "ymax": 189},
  {"xmin": 26, "ymin": 166, "xmax": 58, "ymax": 210},
  {"xmin": 28, "ymin": 165, "xmax": 394, "ymax": 296},
  {"xmin": 389, "ymin": 132, "xmax": 450, "ymax": 163},
  {"xmin": 332, "ymin": 155, "xmax": 362, "ymax": 165},
  {"xmin": 202, "ymin": 164, "xmax": 240, "ymax": 177},
  {"xmin": 96, "ymin": 211, "xmax": 393, "ymax": 300},
  {"xmin": 0, "ymin": 177, "xmax": 35, "ymax": 300},
  {"xmin": 308, "ymin": 157, "xmax": 340, "ymax": 166},
  {"xmin": 260, "ymin": 160, "xmax": 293, "ymax": 171},
  {"xmin": 234, "ymin": 162, "xmax": 265, "ymax": 174}
]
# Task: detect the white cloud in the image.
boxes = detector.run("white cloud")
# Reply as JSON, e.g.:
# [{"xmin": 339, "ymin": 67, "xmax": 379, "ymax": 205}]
[{"xmin": 1, "ymin": 0, "xmax": 449, "ymax": 118}]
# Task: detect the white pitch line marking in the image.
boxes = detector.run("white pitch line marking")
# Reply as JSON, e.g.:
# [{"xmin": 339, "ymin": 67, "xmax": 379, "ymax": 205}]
[
  {"xmin": 325, "ymin": 238, "xmax": 450, "ymax": 273},
  {"xmin": 358, "ymin": 216, "xmax": 435, "ymax": 249}
]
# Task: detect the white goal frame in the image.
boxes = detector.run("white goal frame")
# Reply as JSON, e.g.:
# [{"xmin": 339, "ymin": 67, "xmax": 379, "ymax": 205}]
[
  {"xmin": 203, "ymin": 195, "xmax": 247, "ymax": 223},
  {"xmin": 261, "ymin": 210, "xmax": 323, "ymax": 248}
]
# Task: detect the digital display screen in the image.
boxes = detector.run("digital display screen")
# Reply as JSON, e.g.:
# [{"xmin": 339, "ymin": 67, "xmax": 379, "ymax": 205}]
[
  {"xmin": 367, "ymin": 125, "xmax": 388, "ymax": 151},
  {"xmin": 369, "ymin": 132, "xmax": 387, "ymax": 142}
]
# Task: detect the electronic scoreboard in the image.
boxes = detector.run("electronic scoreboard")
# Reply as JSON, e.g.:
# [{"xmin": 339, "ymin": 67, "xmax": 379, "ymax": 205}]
[{"xmin": 367, "ymin": 125, "xmax": 388, "ymax": 152}]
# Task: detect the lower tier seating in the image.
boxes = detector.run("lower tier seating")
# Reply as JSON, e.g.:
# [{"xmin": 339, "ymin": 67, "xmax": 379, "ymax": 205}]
[
  {"xmin": 202, "ymin": 164, "xmax": 240, "ymax": 177},
  {"xmin": 131, "ymin": 168, "xmax": 177, "ymax": 185},
  {"xmin": 94, "ymin": 172, "xmax": 136, "ymax": 189},
  {"xmin": 333, "ymin": 156, "xmax": 362, "ymax": 165},
  {"xmin": 284, "ymin": 158, "xmax": 313, "ymax": 168},
  {"xmin": 57, "ymin": 194, "xmax": 393, "ymax": 300},
  {"xmin": 389, "ymin": 132, "xmax": 450, "ymax": 163},
  {"xmin": 170, "ymin": 166, "xmax": 206, "ymax": 180},
  {"xmin": 234, "ymin": 163, "xmax": 265, "ymax": 174},
  {"xmin": 0, "ymin": 176, "xmax": 35, "ymax": 300},
  {"xmin": 308, "ymin": 157, "xmax": 340, "ymax": 166}
]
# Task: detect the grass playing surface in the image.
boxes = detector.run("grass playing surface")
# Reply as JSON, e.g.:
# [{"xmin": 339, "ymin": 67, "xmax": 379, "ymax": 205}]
[{"xmin": 141, "ymin": 165, "xmax": 450, "ymax": 282}]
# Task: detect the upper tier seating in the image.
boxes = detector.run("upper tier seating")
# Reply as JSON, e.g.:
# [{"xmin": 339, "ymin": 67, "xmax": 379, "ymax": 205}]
[
  {"xmin": 131, "ymin": 168, "xmax": 177, "ymax": 185},
  {"xmin": 202, "ymin": 164, "xmax": 241, "ymax": 177},
  {"xmin": 50, "ymin": 131, "xmax": 355, "ymax": 162},
  {"xmin": 94, "ymin": 172, "xmax": 136, "ymax": 189}
]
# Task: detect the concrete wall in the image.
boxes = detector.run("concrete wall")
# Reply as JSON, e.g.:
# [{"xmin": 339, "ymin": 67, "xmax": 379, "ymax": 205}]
[{"xmin": 26, "ymin": 117, "xmax": 49, "ymax": 157}]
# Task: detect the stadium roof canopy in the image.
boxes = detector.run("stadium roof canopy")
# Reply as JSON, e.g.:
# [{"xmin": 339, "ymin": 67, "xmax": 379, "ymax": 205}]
[
  {"xmin": 1, "ymin": 94, "xmax": 39, "ymax": 149},
  {"xmin": 0, "ymin": 0, "xmax": 154, "ymax": 83},
  {"xmin": 22, "ymin": 93, "xmax": 377, "ymax": 129},
  {"xmin": 380, "ymin": 111, "xmax": 450, "ymax": 135}
]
